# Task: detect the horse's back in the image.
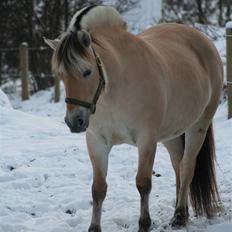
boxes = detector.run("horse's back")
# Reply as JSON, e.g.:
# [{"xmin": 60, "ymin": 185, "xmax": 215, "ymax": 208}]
[
  {"xmin": 139, "ymin": 24, "xmax": 223, "ymax": 141},
  {"xmin": 140, "ymin": 23, "xmax": 223, "ymax": 86}
]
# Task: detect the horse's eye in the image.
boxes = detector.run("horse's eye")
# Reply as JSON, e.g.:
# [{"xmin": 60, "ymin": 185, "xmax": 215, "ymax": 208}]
[{"xmin": 83, "ymin": 69, "xmax": 92, "ymax": 78}]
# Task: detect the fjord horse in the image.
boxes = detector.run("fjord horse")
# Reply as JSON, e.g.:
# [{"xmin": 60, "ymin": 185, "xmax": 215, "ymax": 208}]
[{"xmin": 44, "ymin": 5, "xmax": 223, "ymax": 232}]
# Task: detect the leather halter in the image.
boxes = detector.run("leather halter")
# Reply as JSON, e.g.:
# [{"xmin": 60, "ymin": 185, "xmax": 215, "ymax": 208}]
[{"xmin": 65, "ymin": 48, "xmax": 105, "ymax": 114}]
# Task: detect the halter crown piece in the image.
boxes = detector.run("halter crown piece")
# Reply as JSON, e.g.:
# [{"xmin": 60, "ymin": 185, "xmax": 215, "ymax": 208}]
[
  {"xmin": 65, "ymin": 5, "xmax": 106, "ymax": 114},
  {"xmin": 65, "ymin": 47, "xmax": 106, "ymax": 114}
]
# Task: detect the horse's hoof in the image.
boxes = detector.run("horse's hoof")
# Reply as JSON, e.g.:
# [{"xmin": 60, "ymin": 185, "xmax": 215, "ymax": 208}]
[
  {"xmin": 170, "ymin": 216, "xmax": 186, "ymax": 229},
  {"xmin": 88, "ymin": 224, "xmax": 101, "ymax": 232},
  {"xmin": 138, "ymin": 228, "xmax": 150, "ymax": 232},
  {"xmin": 138, "ymin": 216, "xmax": 151, "ymax": 232},
  {"xmin": 170, "ymin": 207, "xmax": 188, "ymax": 229},
  {"xmin": 138, "ymin": 226, "xmax": 150, "ymax": 232}
]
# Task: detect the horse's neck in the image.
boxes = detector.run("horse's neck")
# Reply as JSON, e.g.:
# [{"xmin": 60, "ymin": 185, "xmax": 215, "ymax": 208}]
[
  {"xmin": 95, "ymin": 27, "xmax": 142, "ymax": 55},
  {"xmin": 93, "ymin": 28, "xmax": 146, "ymax": 84}
]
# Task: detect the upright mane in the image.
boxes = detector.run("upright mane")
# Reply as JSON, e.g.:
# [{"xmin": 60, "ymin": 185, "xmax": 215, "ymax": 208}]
[
  {"xmin": 69, "ymin": 5, "xmax": 126, "ymax": 32},
  {"xmin": 52, "ymin": 5, "xmax": 125, "ymax": 77}
]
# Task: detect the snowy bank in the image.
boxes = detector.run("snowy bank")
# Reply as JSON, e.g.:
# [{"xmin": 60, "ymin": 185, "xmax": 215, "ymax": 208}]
[{"xmin": 0, "ymin": 89, "xmax": 12, "ymax": 109}]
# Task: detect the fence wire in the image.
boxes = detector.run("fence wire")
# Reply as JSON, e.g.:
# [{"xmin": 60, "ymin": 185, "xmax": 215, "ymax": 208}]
[{"xmin": 0, "ymin": 46, "xmax": 54, "ymax": 94}]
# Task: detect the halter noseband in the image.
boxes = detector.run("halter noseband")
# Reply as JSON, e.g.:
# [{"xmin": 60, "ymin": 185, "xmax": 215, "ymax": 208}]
[{"xmin": 65, "ymin": 48, "xmax": 105, "ymax": 114}]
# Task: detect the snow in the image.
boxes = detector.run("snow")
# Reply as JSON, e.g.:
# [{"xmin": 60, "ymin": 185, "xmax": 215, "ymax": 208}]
[
  {"xmin": 226, "ymin": 21, "xmax": 232, "ymax": 29},
  {"xmin": 104, "ymin": 0, "xmax": 162, "ymax": 33},
  {"xmin": 1, "ymin": 87, "xmax": 231, "ymax": 232},
  {"xmin": 1, "ymin": 71, "xmax": 232, "ymax": 231},
  {"xmin": 206, "ymin": 224, "xmax": 232, "ymax": 232},
  {"xmin": 1, "ymin": 83, "xmax": 232, "ymax": 232},
  {"xmin": 0, "ymin": 89, "xmax": 12, "ymax": 109},
  {"xmin": 123, "ymin": 0, "xmax": 162, "ymax": 33}
]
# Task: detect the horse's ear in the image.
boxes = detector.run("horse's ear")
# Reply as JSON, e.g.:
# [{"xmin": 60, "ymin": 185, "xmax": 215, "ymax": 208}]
[
  {"xmin": 43, "ymin": 37, "xmax": 60, "ymax": 50},
  {"xmin": 77, "ymin": 30, "xmax": 92, "ymax": 48}
]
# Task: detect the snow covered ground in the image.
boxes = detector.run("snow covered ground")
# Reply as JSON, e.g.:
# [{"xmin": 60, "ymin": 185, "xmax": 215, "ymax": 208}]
[
  {"xmin": 1, "ymin": 82, "xmax": 232, "ymax": 232},
  {"xmin": 1, "ymin": 61, "xmax": 232, "ymax": 231}
]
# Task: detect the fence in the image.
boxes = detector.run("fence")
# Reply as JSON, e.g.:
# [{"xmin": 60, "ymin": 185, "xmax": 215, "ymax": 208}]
[
  {"xmin": 226, "ymin": 22, "xmax": 232, "ymax": 119},
  {"xmin": 0, "ymin": 30, "xmax": 232, "ymax": 117},
  {"xmin": 0, "ymin": 42, "xmax": 59, "ymax": 101}
]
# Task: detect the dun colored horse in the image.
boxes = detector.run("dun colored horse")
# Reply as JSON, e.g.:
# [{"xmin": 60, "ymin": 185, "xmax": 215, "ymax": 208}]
[{"xmin": 44, "ymin": 5, "xmax": 223, "ymax": 232}]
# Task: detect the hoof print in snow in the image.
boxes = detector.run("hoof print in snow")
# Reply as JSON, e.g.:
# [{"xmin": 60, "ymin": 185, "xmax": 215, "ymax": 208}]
[
  {"xmin": 7, "ymin": 165, "xmax": 15, "ymax": 171},
  {"xmin": 65, "ymin": 209, "xmax": 76, "ymax": 215},
  {"xmin": 152, "ymin": 170, "xmax": 161, "ymax": 177}
]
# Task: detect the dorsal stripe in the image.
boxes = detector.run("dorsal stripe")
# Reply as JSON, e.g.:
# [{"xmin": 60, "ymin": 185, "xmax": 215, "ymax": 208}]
[{"xmin": 74, "ymin": 5, "xmax": 98, "ymax": 31}]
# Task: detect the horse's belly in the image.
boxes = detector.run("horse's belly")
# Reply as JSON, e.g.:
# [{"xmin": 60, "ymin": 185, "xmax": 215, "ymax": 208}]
[
  {"xmin": 158, "ymin": 125, "xmax": 188, "ymax": 142},
  {"xmin": 157, "ymin": 73, "xmax": 211, "ymax": 142},
  {"xmin": 157, "ymin": 103, "xmax": 207, "ymax": 142}
]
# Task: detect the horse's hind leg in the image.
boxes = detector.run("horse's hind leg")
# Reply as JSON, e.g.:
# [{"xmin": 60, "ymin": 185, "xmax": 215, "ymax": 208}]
[
  {"xmin": 163, "ymin": 135, "xmax": 185, "ymax": 206},
  {"xmin": 171, "ymin": 119, "xmax": 215, "ymax": 228},
  {"xmin": 136, "ymin": 142, "xmax": 157, "ymax": 232}
]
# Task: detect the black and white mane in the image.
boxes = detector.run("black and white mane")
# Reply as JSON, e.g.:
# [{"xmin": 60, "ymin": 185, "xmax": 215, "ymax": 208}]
[
  {"xmin": 68, "ymin": 5, "xmax": 125, "ymax": 32},
  {"xmin": 52, "ymin": 5, "xmax": 125, "ymax": 76}
]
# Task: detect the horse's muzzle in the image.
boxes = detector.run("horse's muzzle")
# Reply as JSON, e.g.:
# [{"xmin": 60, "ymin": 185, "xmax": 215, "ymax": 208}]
[{"xmin": 64, "ymin": 115, "xmax": 89, "ymax": 133}]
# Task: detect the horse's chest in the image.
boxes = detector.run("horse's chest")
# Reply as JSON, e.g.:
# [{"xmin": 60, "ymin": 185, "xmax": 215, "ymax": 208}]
[
  {"xmin": 91, "ymin": 115, "xmax": 136, "ymax": 146},
  {"xmin": 111, "ymin": 126, "xmax": 136, "ymax": 145}
]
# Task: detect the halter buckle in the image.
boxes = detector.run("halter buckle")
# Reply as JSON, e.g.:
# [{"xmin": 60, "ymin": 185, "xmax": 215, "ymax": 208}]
[{"xmin": 96, "ymin": 56, "xmax": 102, "ymax": 66}]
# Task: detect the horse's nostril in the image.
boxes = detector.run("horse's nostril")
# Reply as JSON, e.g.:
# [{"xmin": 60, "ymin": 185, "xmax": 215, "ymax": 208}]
[
  {"xmin": 83, "ymin": 69, "xmax": 92, "ymax": 78},
  {"xmin": 77, "ymin": 118, "xmax": 84, "ymax": 126}
]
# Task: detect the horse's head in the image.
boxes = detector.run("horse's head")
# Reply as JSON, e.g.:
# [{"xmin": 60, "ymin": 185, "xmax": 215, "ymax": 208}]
[
  {"xmin": 44, "ymin": 5, "xmax": 126, "ymax": 133},
  {"xmin": 44, "ymin": 29, "xmax": 104, "ymax": 133}
]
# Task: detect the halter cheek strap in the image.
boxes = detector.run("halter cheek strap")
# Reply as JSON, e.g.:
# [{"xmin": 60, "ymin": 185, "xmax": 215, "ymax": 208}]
[{"xmin": 65, "ymin": 47, "xmax": 106, "ymax": 114}]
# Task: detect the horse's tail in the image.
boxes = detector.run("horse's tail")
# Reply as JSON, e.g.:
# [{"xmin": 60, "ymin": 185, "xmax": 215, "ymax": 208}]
[{"xmin": 190, "ymin": 123, "xmax": 221, "ymax": 217}]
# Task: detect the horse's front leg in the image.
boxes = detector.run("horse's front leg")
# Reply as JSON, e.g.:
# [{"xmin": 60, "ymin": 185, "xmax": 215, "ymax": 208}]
[
  {"xmin": 136, "ymin": 142, "xmax": 157, "ymax": 232},
  {"xmin": 86, "ymin": 132, "xmax": 112, "ymax": 232}
]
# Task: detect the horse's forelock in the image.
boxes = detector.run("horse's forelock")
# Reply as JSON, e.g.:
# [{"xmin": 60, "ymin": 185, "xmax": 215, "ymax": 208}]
[{"xmin": 53, "ymin": 31, "xmax": 89, "ymax": 77}]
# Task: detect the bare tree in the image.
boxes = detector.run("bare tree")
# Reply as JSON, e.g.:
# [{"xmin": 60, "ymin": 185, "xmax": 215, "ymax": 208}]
[
  {"xmin": 226, "ymin": 0, "xmax": 232, "ymax": 22},
  {"xmin": 218, "ymin": 0, "xmax": 223, "ymax": 26},
  {"xmin": 161, "ymin": 0, "xmax": 232, "ymax": 26},
  {"xmin": 196, "ymin": 0, "xmax": 208, "ymax": 24}
]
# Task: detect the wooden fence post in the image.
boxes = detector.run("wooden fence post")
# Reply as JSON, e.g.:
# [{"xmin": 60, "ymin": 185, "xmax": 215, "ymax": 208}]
[
  {"xmin": 54, "ymin": 75, "xmax": 60, "ymax": 103},
  {"xmin": 20, "ymin": 42, "xmax": 29, "ymax": 100},
  {"xmin": 0, "ymin": 52, "xmax": 2, "ymax": 86},
  {"xmin": 226, "ymin": 22, "xmax": 232, "ymax": 119}
]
